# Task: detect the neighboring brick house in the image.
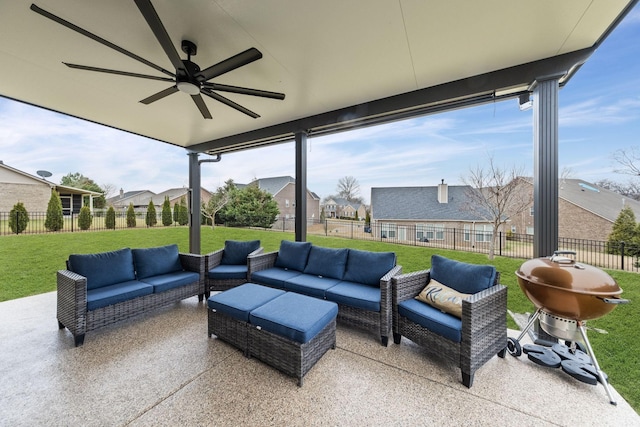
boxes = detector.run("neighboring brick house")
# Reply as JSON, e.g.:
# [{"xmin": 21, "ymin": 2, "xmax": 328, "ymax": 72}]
[
  {"xmin": 507, "ymin": 177, "xmax": 640, "ymax": 241},
  {"xmin": 322, "ymin": 197, "xmax": 367, "ymax": 220},
  {"xmin": 0, "ymin": 161, "xmax": 101, "ymax": 214},
  {"xmin": 371, "ymin": 181, "xmax": 495, "ymax": 245},
  {"xmin": 248, "ymin": 176, "xmax": 320, "ymax": 220}
]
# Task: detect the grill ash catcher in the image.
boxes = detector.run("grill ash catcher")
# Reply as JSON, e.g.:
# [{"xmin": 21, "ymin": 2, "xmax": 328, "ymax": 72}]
[{"xmin": 507, "ymin": 251, "xmax": 630, "ymax": 405}]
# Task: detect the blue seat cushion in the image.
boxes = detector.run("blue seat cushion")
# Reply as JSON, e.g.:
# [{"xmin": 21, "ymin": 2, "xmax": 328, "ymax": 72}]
[
  {"xmin": 69, "ymin": 248, "xmax": 135, "ymax": 290},
  {"xmin": 221, "ymin": 240, "xmax": 260, "ymax": 265},
  {"xmin": 274, "ymin": 240, "xmax": 312, "ymax": 272},
  {"xmin": 140, "ymin": 271, "xmax": 200, "ymax": 293},
  {"xmin": 86, "ymin": 280, "xmax": 153, "ymax": 311},
  {"xmin": 249, "ymin": 293, "xmax": 338, "ymax": 344},
  {"xmin": 283, "ymin": 274, "xmax": 342, "ymax": 298},
  {"xmin": 251, "ymin": 267, "xmax": 302, "ymax": 289},
  {"xmin": 343, "ymin": 249, "xmax": 396, "ymax": 287},
  {"xmin": 208, "ymin": 265, "xmax": 248, "ymax": 280},
  {"xmin": 132, "ymin": 244, "xmax": 183, "ymax": 280},
  {"xmin": 207, "ymin": 283, "xmax": 285, "ymax": 322},
  {"xmin": 325, "ymin": 281, "xmax": 380, "ymax": 312},
  {"xmin": 430, "ymin": 254, "xmax": 496, "ymax": 294},
  {"xmin": 303, "ymin": 246, "xmax": 348, "ymax": 280},
  {"xmin": 398, "ymin": 299, "xmax": 462, "ymax": 343}
]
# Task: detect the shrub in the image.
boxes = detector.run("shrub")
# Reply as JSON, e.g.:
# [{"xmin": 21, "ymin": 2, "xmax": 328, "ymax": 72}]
[
  {"xmin": 9, "ymin": 202, "xmax": 29, "ymax": 234},
  {"xmin": 178, "ymin": 198, "xmax": 189, "ymax": 226},
  {"xmin": 145, "ymin": 200, "xmax": 157, "ymax": 227},
  {"xmin": 126, "ymin": 203, "xmax": 136, "ymax": 228},
  {"xmin": 105, "ymin": 206, "xmax": 116, "ymax": 229},
  {"xmin": 162, "ymin": 196, "xmax": 173, "ymax": 226},
  {"xmin": 44, "ymin": 191, "xmax": 64, "ymax": 232},
  {"xmin": 78, "ymin": 205, "xmax": 92, "ymax": 230}
]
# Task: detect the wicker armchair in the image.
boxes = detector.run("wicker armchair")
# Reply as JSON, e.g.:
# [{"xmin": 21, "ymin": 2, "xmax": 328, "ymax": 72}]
[
  {"xmin": 205, "ymin": 240, "xmax": 263, "ymax": 296},
  {"xmin": 392, "ymin": 256, "xmax": 507, "ymax": 387}
]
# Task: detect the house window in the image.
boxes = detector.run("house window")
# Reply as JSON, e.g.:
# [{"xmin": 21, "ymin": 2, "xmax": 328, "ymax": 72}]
[
  {"xmin": 526, "ymin": 226, "xmax": 534, "ymax": 235},
  {"xmin": 416, "ymin": 224, "xmax": 427, "ymax": 240},
  {"xmin": 422, "ymin": 224, "xmax": 444, "ymax": 241},
  {"xmin": 381, "ymin": 223, "xmax": 396, "ymax": 238},
  {"xmin": 529, "ymin": 206, "xmax": 534, "ymax": 216},
  {"xmin": 464, "ymin": 224, "xmax": 471, "ymax": 241},
  {"xmin": 475, "ymin": 224, "xmax": 493, "ymax": 243}
]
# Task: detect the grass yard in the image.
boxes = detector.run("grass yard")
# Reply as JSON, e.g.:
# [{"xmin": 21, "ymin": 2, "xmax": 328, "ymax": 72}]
[{"xmin": 1, "ymin": 226, "xmax": 638, "ymax": 411}]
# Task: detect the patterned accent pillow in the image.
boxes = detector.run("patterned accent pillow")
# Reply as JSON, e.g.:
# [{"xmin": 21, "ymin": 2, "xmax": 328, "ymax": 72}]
[{"xmin": 415, "ymin": 279, "xmax": 471, "ymax": 318}]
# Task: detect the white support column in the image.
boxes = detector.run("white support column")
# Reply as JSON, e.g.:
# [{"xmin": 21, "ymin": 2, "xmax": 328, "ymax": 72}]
[{"xmin": 532, "ymin": 77, "xmax": 561, "ymax": 258}]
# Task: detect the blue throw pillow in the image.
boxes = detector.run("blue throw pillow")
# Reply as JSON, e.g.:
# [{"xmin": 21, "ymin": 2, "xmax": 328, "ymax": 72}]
[
  {"xmin": 274, "ymin": 240, "xmax": 312, "ymax": 272},
  {"xmin": 429, "ymin": 254, "xmax": 496, "ymax": 294},
  {"xmin": 68, "ymin": 248, "xmax": 135, "ymax": 290},
  {"xmin": 343, "ymin": 249, "xmax": 396, "ymax": 287},
  {"xmin": 221, "ymin": 240, "xmax": 260, "ymax": 265},
  {"xmin": 303, "ymin": 246, "xmax": 349, "ymax": 280},
  {"xmin": 132, "ymin": 244, "xmax": 183, "ymax": 279}
]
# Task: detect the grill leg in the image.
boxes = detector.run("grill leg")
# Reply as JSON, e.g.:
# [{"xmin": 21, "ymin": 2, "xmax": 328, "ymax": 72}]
[
  {"xmin": 578, "ymin": 323, "xmax": 617, "ymax": 406},
  {"xmin": 516, "ymin": 308, "xmax": 542, "ymax": 342}
]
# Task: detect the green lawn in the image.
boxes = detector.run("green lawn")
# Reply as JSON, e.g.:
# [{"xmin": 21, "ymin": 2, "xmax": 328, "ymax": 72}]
[{"xmin": 1, "ymin": 226, "xmax": 638, "ymax": 412}]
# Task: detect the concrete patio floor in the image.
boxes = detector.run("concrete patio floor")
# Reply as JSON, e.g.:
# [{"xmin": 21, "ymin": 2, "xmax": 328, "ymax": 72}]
[{"xmin": 1, "ymin": 292, "xmax": 638, "ymax": 427}]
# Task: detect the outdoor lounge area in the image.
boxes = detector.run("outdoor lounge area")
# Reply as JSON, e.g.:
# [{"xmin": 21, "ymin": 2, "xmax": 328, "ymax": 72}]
[{"xmin": 1, "ymin": 292, "xmax": 637, "ymax": 426}]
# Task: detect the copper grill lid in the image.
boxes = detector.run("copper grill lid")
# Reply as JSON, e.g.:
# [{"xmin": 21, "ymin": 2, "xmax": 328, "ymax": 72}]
[{"xmin": 515, "ymin": 253, "xmax": 622, "ymax": 296}]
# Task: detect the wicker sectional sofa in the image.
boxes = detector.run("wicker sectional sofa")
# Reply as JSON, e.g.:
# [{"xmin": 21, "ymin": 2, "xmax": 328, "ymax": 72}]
[
  {"xmin": 248, "ymin": 240, "xmax": 401, "ymax": 346},
  {"xmin": 57, "ymin": 244, "xmax": 204, "ymax": 346}
]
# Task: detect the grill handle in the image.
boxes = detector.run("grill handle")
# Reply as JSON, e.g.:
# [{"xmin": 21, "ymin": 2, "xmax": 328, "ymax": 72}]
[
  {"xmin": 598, "ymin": 297, "xmax": 630, "ymax": 305},
  {"xmin": 551, "ymin": 250, "xmax": 577, "ymax": 264}
]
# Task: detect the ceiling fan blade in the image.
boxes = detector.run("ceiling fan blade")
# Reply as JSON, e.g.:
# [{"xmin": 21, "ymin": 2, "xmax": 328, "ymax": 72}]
[
  {"xmin": 30, "ymin": 4, "xmax": 174, "ymax": 78},
  {"xmin": 64, "ymin": 63, "xmax": 174, "ymax": 82},
  {"xmin": 197, "ymin": 48, "xmax": 263, "ymax": 82},
  {"xmin": 202, "ymin": 89, "xmax": 260, "ymax": 118},
  {"xmin": 191, "ymin": 94, "xmax": 212, "ymax": 119},
  {"xmin": 133, "ymin": 0, "xmax": 186, "ymax": 74},
  {"xmin": 140, "ymin": 86, "xmax": 178, "ymax": 104},
  {"xmin": 203, "ymin": 83, "xmax": 285, "ymax": 100}
]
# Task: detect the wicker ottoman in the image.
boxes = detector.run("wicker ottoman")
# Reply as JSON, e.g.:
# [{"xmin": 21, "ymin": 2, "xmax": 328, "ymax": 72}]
[
  {"xmin": 248, "ymin": 292, "xmax": 338, "ymax": 386},
  {"xmin": 207, "ymin": 283, "xmax": 285, "ymax": 354}
]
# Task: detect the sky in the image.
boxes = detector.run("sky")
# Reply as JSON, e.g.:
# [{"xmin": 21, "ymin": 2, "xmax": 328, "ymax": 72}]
[{"xmin": 1, "ymin": 6, "xmax": 640, "ymax": 205}]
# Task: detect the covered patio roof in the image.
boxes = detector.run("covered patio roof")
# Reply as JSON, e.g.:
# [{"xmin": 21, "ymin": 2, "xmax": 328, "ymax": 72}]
[{"xmin": 0, "ymin": 1, "xmax": 636, "ymax": 153}]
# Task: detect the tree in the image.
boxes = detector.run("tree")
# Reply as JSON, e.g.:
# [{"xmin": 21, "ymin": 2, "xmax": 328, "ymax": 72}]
[
  {"xmin": 60, "ymin": 172, "xmax": 107, "ymax": 208},
  {"xmin": 336, "ymin": 176, "xmax": 363, "ymax": 203},
  {"xmin": 178, "ymin": 197, "xmax": 189, "ymax": 225},
  {"xmin": 78, "ymin": 205, "xmax": 92, "ymax": 230},
  {"xmin": 607, "ymin": 206, "xmax": 637, "ymax": 254},
  {"xmin": 9, "ymin": 202, "xmax": 29, "ymax": 234},
  {"xmin": 595, "ymin": 179, "xmax": 640, "ymax": 201},
  {"xmin": 105, "ymin": 206, "xmax": 116, "ymax": 229},
  {"xmin": 161, "ymin": 196, "xmax": 173, "ymax": 226},
  {"xmin": 218, "ymin": 185, "xmax": 279, "ymax": 228},
  {"xmin": 146, "ymin": 200, "xmax": 157, "ymax": 227},
  {"xmin": 202, "ymin": 179, "xmax": 235, "ymax": 229},
  {"xmin": 461, "ymin": 157, "xmax": 531, "ymax": 260},
  {"xmin": 45, "ymin": 190, "xmax": 64, "ymax": 232},
  {"xmin": 612, "ymin": 146, "xmax": 640, "ymax": 177},
  {"xmin": 126, "ymin": 203, "xmax": 136, "ymax": 228}
]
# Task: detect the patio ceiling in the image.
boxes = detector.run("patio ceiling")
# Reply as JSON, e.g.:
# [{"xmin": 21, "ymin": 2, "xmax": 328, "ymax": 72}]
[{"xmin": 0, "ymin": 1, "xmax": 636, "ymax": 155}]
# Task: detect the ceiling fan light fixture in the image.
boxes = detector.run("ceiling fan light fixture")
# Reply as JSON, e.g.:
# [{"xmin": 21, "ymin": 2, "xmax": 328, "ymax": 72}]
[{"xmin": 177, "ymin": 81, "xmax": 200, "ymax": 95}]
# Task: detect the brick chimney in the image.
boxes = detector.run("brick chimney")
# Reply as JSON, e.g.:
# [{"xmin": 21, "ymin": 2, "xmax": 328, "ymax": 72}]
[{"xmin": 437, "ymin": 179, "xmax": 448, "ymax": 204}]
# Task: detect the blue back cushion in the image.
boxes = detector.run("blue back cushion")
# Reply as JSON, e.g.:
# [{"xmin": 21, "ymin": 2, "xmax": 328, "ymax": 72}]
[
  {"xmin": 132, "ymin": 244, "xmax": 183, "ymax": 279},
  {"xmin": 221, "ymin": 240, "xmax": 260, "ymax": 265},
  {"xmin": 68, "ymin": 248, "xmax": 135, "ymax": 290},
  {"xmin": 343, "ymin": 249, "xmax": 396, "ymax": 287},
  {"xmin": 429, "ymin": 254, "xmax": 496, "ymax": 294},
  {"xmin": 303, "ymin": 246, "xmax": 348, "ymax": 279},
  {"xmin": 274, "ymin": 240, "xmax": 312, "ymax": 271}
]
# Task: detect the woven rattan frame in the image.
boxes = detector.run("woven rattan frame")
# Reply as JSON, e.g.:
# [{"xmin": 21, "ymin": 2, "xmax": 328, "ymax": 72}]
[
  {"xmin": 204, "ymin": 247, "xmax": 264, "ymax": 295},
  {"xmin": 57, "ymin": 252, "xmax": 205, "ymax": 346},
  {"xmin": 392, "ymin": 269, "xmax": 507, "ymax": 387},
  {"xmin": 208, "ymin": 308, "xmax": 249, "ymax": 355},
  {"xmin": 248, "ymin": 251, "xmax": 401, "ymax": 346},
  {"xmin": 248, "ymin": 318, "xmax": 336, "ymax": 386}
]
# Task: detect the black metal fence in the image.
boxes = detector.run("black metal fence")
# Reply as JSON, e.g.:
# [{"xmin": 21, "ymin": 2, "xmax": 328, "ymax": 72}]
[{"xmin": 3, "ymin": 211, "xmax": 640, "ymax": 273}]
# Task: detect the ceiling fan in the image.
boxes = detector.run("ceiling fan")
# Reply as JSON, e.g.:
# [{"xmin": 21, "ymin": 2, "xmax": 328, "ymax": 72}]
[{"xmin": 30, "ymin": 1, "xmax": 285, "ymax": 120}]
